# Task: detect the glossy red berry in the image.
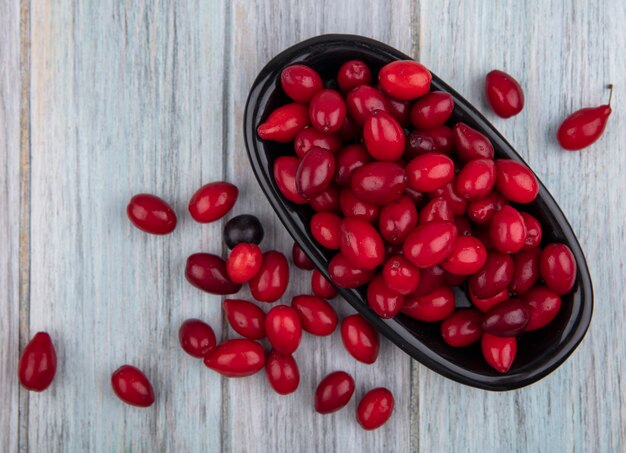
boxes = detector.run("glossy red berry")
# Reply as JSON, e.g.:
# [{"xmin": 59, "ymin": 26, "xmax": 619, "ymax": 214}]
[
  {"xmin": 441, "ymin": 236, "xmax": 487, "ymax": 275},
  {"xmin": 523, "ymin": 286, "xmax": 562, "ymax": 331},
  {"xmin": 265, "ymin": 305, "xmax": 302, "ymax": 354},
  {"xmin": 257, "ymin": 103, "xmax": 310, "ymax": 142},
  {"xmin": 401, "ymin": 286, "xmax": 455, "ymax": 322},
  {"xmin": 363, "ymin": 110, "xmax": 406, "ymax": 161},
  {"xmin": 482, "ymin": 299, "xmax": 530, "ymax": 336},
  {"xmin": 310, "ymin": 212, "xmax": 342, "ymax": 250},
  {"xmin": 557, "ymin": 85, "xmax": 612, "ymax": 150},
  {"xmin": 489, "ymin": 205, "xmax": 527, "ymax": 254},
  {"xmin": 203, "ymin": 339, "xmax": 265, "ymax": 377},
  {"xmin": 18, "ymin": 332, "xmax": 57, "ymax": 392},
  {"xmin": 382, "ymin": 93, "xmax": 412, "ymax": 127},
  {"xmin": 334, "ymin": 144, "xmax": 372, "ymax": 187},
  {"xmin": 291, "ymin": 295, "xmax": 338, "ymax": 336},
  {"xmin": 485, "ymin": 70, "xmax": 525, "ymax": 118},
  {"xmin": 111, "ymin": 365, "xmax": 154, "ymax": 407},
  {"xmin": 452, "ymin": 123, "xmax": 495, "ymax": 161},
  {"xmin": 356, "ymin": 388, "xmax": 395, "ymax": 430},
  {"xmin": 339, "ymin": 188, "xmax": 380, "ymax": 223},
  {"xmin": 340, "ymin": 218, "xmax": 385, "ymax": 270},
  {"xmin": 419, "ymin": 197, "xmax": 454, "ymax": 225},
  {"xmin": 189, "ymin": 182, "xmax": 238, "ymax": 223},
  {"xmin": 379, "ymin": 196, "xmax": 418, "ymax": 244},
  {"xmin": 223, "ymin": 299, "xmax": 266, "ymax": 340},
  {"xmin": 410, "ymin": 91, "xmax": 454, "ymax": 130},
  {"xmin": 403, "ymin": 221, "xmax": 458, "ymax": 268},
  {"xmin": 468, "ymin": 252, "xmax": 514, "ymax": 299},
  {"xmin": 411, "ymin": 265, "xmax": 446, "ymax": 296},
  {"xmin": 265, "ymin": 350, "xmax": 300, "ymax": 395},
  {"xmin": 351, "ymin": 162, "xmax": 407, "ymax": 205},
  {"xmin": 341, "ymin": 314, "xmax": 380, "ymax": 364},
  {"xmin": 292, "ymin": 242, "xmax": 314, "ymax": 270},
  {"xmin": 429, "ymin": 125, "xmax": 455, "ymax": 154},
  {"xmin": 315, "ymin": 371, "xmax": 355, "ymax": 414},
  {"xmin": 509, "ymin": 247, "xmax": 541, "ymax": 295},
  {"xmin": 280, "ymin": 64, "xmax": 323, "ymax": 103},
  {"xmin": 273, "ymin": 156, "xmax": 308, "ymax": 204},
  {"xmin": 494, "ymin": 159, "xmax": 539, "ymax": 204},
  {"xmin": 520, "ymin": 212, "xmax": 542, "ymax": 250},
  {"xmin": 312, "ymin": 269, "xmax": 337, "ymax": 298},
  {"xmin": 127, "ymin": 194, "xmax": 177, "ymax": 235},
  {"xmin": 540, "ymin": 243, "xmax": 577, "ymax": 295},
  {"xmin": 185, "ymin": 253, "xmax": 242, "ymax": 295},
  {"xmin": 346, "ymin": 85, "xmax": 388, "ymax": 126},
  {"xmin": 295, "ymin": 147, "xmax": 335, "ymax": 198},
  {"xmin": 226, "ymin": 243, "xmax": 263, "ymax": 283},
  {"xmin": 310, "ymin": 184, "xmax": 341, "ymax": 213},
  {"xmin": 382, "ymin": 255, "xmax": 421, "ymax": 295},
  {"xmin": 378, "ymin": 60, "xmax": 432, "ymax": 100},
  {"xmin": 178, "ymin": 319, "xmax": 217, "ymax": 358},
  {"xmin": 337, "ymin": 60, "xmax": 373, "ymax": 92},
  {"xmin": 469, "ymin": 288, "xmax": 509, "ymax": 313},
  {"xmin": 406, "ymin": 152, "xmax": 455, "ymax": 192},
  {"xmin": 440, "ymin": 309, "xmax": 483, "ymax": 347},
  {"xmin": 405, "ymin": 130, "xmax": 438, "ymax": 157},
  {"xmin": 309, "ymin": 89, "xmax": 347, "ymax": 134},
  {"xmin": 367, "ymin": 274, "xmax": 404, "ymax": 319},
  {"xmin": 456, "ymin": 158, "xmax": 496, "ymax": 200},
  {"xmin": 294, "ymin": 127, "xmax": 342, "ymax": 157},
  {"xmin": 481, "ymin": 333, "xmax": 517, "ymax": 373},
  {"xmin": 466, "ymin": 192, "xmax": 507, "ymax": 225},
  {"xmin": 249, "ymin": 251, "xmax": 290, "ymax": 302}
]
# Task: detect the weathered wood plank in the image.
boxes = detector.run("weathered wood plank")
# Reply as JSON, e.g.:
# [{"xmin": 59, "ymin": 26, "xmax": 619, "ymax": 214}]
[
  {"xmin": 0, "ymin": 0, "xmax": 22, "ymax": 451},
  {"xmin": 225, "ymin": 2, "xmax": 416, "ymax": 452},
  {"xmin": 417, "ymin": 1, "xmax": 626, "ymax": 452},
  {"xmin": 27, "ymin": 1, "xmax": 227, "ymax": 451}
]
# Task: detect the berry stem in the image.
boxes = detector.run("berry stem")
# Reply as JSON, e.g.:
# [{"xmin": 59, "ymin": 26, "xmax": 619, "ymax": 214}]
[{"xmin": 607, "ymin": 84, "xmax": 613, "ymax": 107}]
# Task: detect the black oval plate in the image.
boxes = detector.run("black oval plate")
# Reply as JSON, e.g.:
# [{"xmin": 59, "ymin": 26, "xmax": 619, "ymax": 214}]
[{"xmin": 243, "ymin": 34, "xmax": 593, "ymax": 390}]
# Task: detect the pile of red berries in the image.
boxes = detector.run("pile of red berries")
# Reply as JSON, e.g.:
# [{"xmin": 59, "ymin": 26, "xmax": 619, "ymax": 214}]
[{"xmin": 258, "ymin": 59, "xmax": 578, "ymax": 374}]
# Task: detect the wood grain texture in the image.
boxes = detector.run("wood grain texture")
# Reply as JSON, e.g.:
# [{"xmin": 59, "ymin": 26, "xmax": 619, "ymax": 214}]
[{"xmin": 0, "ymin": 0, "xmax": 21, "ymax": 451}]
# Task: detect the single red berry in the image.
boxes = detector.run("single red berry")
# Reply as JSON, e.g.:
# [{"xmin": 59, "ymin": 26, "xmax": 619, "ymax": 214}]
[
  {"xmin": 188, "ymin": 181, "xmax": 238, "ymax": 223},
  {"xmin": 452, "ymin": 123, "xmax": 495, "ymax": 162},
  {"xmin": 294, "ymin": 127, "xmax": 342, "ymax": 157},
  {"xmin": 520, "ymin": 212, "xmax": 542, "ymax": 250},
  {"xmin": 382, "ymin": 255, "xmax": 421, "ymax": 295},
  {"xmin": 441, "ymin": 236, "xmax": 488, "ymax": 275},
  {"xmin": 351, "ymin": 162, "xmax": 407, "ymax": 205},
  {"xmin": 18, "ymin": 332, "xmax": 57, "ymax": 392},
  {"xmin": 310, "ymin": 212, "xmax": 342, "ymax": 250},
  {"xmin": 489, "ymin": 205, "xmax": 527, "ymax": 254},
  {"xmin": 265, "ymin": 305, "xmax": 302, "ymax": 355},
  {"xmin": 485, "ymin": 70, "xmax": 525, "ymax": 118},
  {"xmin": 509, "ymin": 248, "xmax": 541, "ymax": 296},
  {"xmin": 311, "ymin": 268, "xmax": 338, "ymax": 298},
  {"xmin": 441, "ymin": 309, "xmax": 483, "ymax": 347},
  {"xmin": 295, "ymin": 147, "xmax": 335, "ymax": 198},
  {"xmin": 334, "ymin": 144, "xmax": 372, "ymax": 187},
  {"xmin": 482, "ymin": 299, "xmax": 530, "ymax": 336},
  {"xmin": 178, "ymin": 319, "xmax": 217, "ymax": 358},
  {"xmin": 337, "ymin": 60, "xmax": 373, "ymax": 92},
  {"xmin": 204, "ymin": 339, "xmax": 265, "ymax": 378},
  {"xmin": 468, "ymin": 252, "xmax": 514, "ymax": 299},
  {"xmin": 401, "ymin": 286, "xmax": 455, "ymax": 322},
  {"xmin": 481, "ymin": 333, "xmax": 517, "ymax": 373},
  {"xmin": 379, "ymin": 195, "xmax": 418, "ymax": 245},
  {"xmin": 226, "ymin": 243, "xmax": 263, "ymax": 283},
  {"xmin": 356, "ymin": 388, "xmax": 394, "ymax": 430},
  {"xmin": 406, "ymin": 152, "xmax": 455, "ymax": 193},
  {"xmin": 291, "ymin": 295, "xmax": 338, "ymax": 336},
  {"xmin": 410, "ymin": 91, "xmax": 454, "ymax": 130},
  {"xmin": 258, "ymin": 103, "xmax": 310, "ymax": 142},
  {"xmin": 315, "ymin": 371, "xmax": 355, "ymax": 414},
  {"xmin": 494, "ymin": 159, "xmax": 539, "ymax": 204},
  {"xmin": 185, "ymin": 253, "xmax": 242, "ymax": 295},
  {"xmin": 456, "ymin": 158, "xmax": 496, "ymax": 200},
  {"xmin": 363, "ymin": 110, "xmax": 406, "ymax": 161},
  {"xmin": 280, "ymin": 64, "xmax": 323, "ymax": 103},
  {"xmin": 340, "ymin": 218, "xmax": 386, "ymax": 270},
  {"xmin": 249, "ymin": 251, "xmax": 289, "ymax": 302},
  {"xmin": 469, "ymin": 288, "xmax": 509, "ymax": 313},
  {"xmin": 382, "ymin": 92, "xmax": 412, "ymax": 127},
  {"xmin": 341, "ymin": 314, "xmax": 380, "ymax": 364},
  {"xmin": 339, "ymin": 188, "xmax": 380, "ymax": 223},
  {"xmin": 265, "ymin": 350, "xmax": 300, "ymax": 395},
  {"xmin": 292, "ymin": 242, "xmax": 314, "ymax": 270},
  {"xmin": 466, "ymin": 192, "xmax": 507, "ymax": 225},
  {"xmin": 310, "ymin": 184, "xmax": 341, "ymax": 213},
  {"xmin": 366, "ymin": 274, "xmax": 405, "ymax": 319},
  {"xmin": 378, "ymin": 60, "xmax": 432, "ymax": 100},
  {"xmin": 403, "ymin": 221, "xmax": 458, "ymax": 268},
  {"xmin": 309, "ymin": 89, "xmax": 347, "ymax": 134},
  {"xmin": 111, "ymin": 365, "xmax": 154, "ymax": 407},
  {"xmin": 540, "ymin": 243, "xmax": 576, "ymax": 295},
  {"xmin": 223, "ymin": 299, "xmax": 266, "ymax": 340},
  {"xmin": 329, "ymin": 253, "xmax": 376, "ymax": 288},
  {"xmin": 127, "ymin": 194, "xmax": 177, "ymax": 235},
  {"xmin": 346, "ymin": 85, "xmax": 388, "ymax": 126},
  {"xmin": 523, "ymin": 286, "xmax": 562, "ymax": 331}
]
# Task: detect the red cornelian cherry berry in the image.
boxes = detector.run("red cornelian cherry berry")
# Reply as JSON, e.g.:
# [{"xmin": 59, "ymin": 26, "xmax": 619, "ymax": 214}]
[
  {"xmin": 350, "ymin": 162, "xmax": 407, "ymax": 205},
  {"xmin": 178, "ymin": 319, "xmax": 217, "ymax": 358},
  {"xmin": 509, "ymin": 247, "xmax": 541, "ymax": 296},
  {"xmin": 295, "ymin": 147, "xmax": 335, "ymax": 198},
  {"xmin": 329, "ymin": 253, "xmax": 376, "ymax": 288},
  {"xmin": 441, "ymin": 236, "xmax": 487, "ymax": 275},
  {"xmin": 382, "ymin": 92, "xmax": 412, "ymax": 127},
  {"xmin": 291, "ymin": 295, "xmax": 338, "ymax": 336},
  {"xmin": 411, "ymin": 265, "xmax": 446, "ymax": 296},
  {"xmin": 469, "ymin": 288, "xmax": 509, "ymax": 312},
  {"xmin": 429, "ymin": 125, "xmax": 455, "ymax": 154},
  {"xmin": 346, "ymin": 85, "xmax": 388, "ymax": 126},
  {"xmin": 378, "ymin": 60, "xmax": 432, "ymax": 100},
  {"xmin": 383, "ymin": 255, "xmax": 420, "ymax": 295},
  {"xmin": 485, "ymin": 70, "xmax": 525, "ymax": 118},
  {"xmin": 309, "ymin": 89, "xmax": 347, "ymax": 134},
  {"xmin": 223, "ymin": 299, "xmax": 266, "ymax": 340},
  {"xmin": 341, "ymin": 314, "xmax": 380, "ymax": 364},
  {"xmin": 249, "ymin": 250, "xmax": 289, "ymax": 302},
  {"xmin": 402, "ymin": 221, "xmax": 458, "ymax": 268},
  {"xmin": 311, "ymin": 268, "xmax": 338, "ymax": 298},
  {"xmin": 257, "ymin": 103, "xmax": 310, "ymax": 142},
  {"xmin": 111, "ymin": 365, "xmax": 154, "ymax": 407},
  {"xmin": 557, "ymin": 84, "xmax": 613, "ymax": 151},
  {"xmin": 520, "ymin": 212, "xmax": 542, "ymax": 250},
  {"xmin": 273, "ymin": 156, "xmax": 308, "ymax": 204},
  {"xmin": 379, "ymin": 195, "xmax": 418, "ymax": 245},
  {"xmin": 489, "ymin": 205, "xmax": 527, "ymax": 254},
  {"xmin": 339, "ymin": 188, "xmax": 380, "ymax": 223},
  {"xmin": 419, "ymin": 197, "xmax": 454, "ymax": 225},
  {"xmin": 494, "ymin": 159, "xmax": 539, "ymax": 204},
  {"xmin": 294, "ymin": 127, "xmax": 342, "ymax": 157},
  {"xmin": 226, "ymin": 243, "xmax": 263, "ymax": 284},
  {"xmin": 334, "ymin": 144, "xmax": 372, "ymax": 187},
  {"xmin": 456, "ymin": 158, "xmax": 496, "ymax": 200},
  {"xmin": 452, "ymin": 123, "xmax": 495, "ymax": 162},
  {"xmin": 315, "ymin": 371, "xmax": 356, "ymax": 414},
  {"xmin": 340, "ymin": 217, "xmax": 386, "ymax": 270},
  {"xmin": 481, "ymin": 333, "xmax": 517, "ymax": 373},
  {"xmin": 405, "ymin": 130, "xmax": 438, "ymax": 157},
  {"xmin": 482, "ymin": 299, "xmax": 530, "ymax": 336},
  {"xmin": 523, "ymin": 286, "xmax": 562, "ymax": 331},
  {"xmin": 367, "ymin": 274, "xmax": 404, "ymax": 319},
  {"xmin": 310, "ymin": 211, "xmax": 342, "ymax": 250},
  {"xmin": 204, "ymin": 339, "xmax": 266, "ymax": 378},
  {"xmin": 280, "ymin": 64, "xmax": 323, "ymax": 103},
  {"xmin": 466, "ymin": 192, "xmax": 507, "ymax": 225},
  {"xmin": 356, "ymin": 387, "xmax": 395, "ymax": 430},
  {"xmin": 18, "ymin": 332, "xmax": 57, "ymax": 392},
  {"xmin": 265, "ymin": 350, "xmax": 300, "ymax": 395},
  {"xmin": 310, "ymin": 184, "xmax": 341, "ymax": 213},
  {"xmin": 189, "ymin": 181, "xmax": 238, "ymax": 223},
  {"xmin": 410, "ymin": 91, "xmax": 454, "ymax": 130},
  {"xmin": 428, "ymin": 182, "xmax": 467, "ymax": 216},
  {"xmin": 406, "ymin": 152, "xmax": 455, "ymax": 192},
  {"xmin": 468, "ymin": 252, "xmax": 514, "ymax": 299},
  {"xmin": 540, "ymin": 243, "xmax": 577, "ymax": 295},
  {"xmin": 401, "ymin": 286, "xmax": 455, "ymax": 322},
  {"xmin": 337, "ymin": 59, "xmax": 373, "ymax": 92},
  {"xmin": 292, "ymin": 242, "xmax": 314, "ymax": 270},
  {"xmin": 185, "ymin": 253, "xmax": 242, "ymax": 295},
  {"xmin": 127, "ymin": 194, "xmax": 177, "ymax": 235},
  {"xmin": 265, "ymin": 305, "xmax": 302, "ymax": 355},
  {"xmin": 441, "ymin": 309, "xmax": 483, "ymax": 347},
  {"xmin": 363, "ymin": 110, "xmax": 406, "ymax": 162}
]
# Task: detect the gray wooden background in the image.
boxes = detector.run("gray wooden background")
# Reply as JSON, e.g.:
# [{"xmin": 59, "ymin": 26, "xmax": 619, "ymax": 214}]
[{"xmin": 1, "ymin": 0, "xmax": 625, "ymax": 452}]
